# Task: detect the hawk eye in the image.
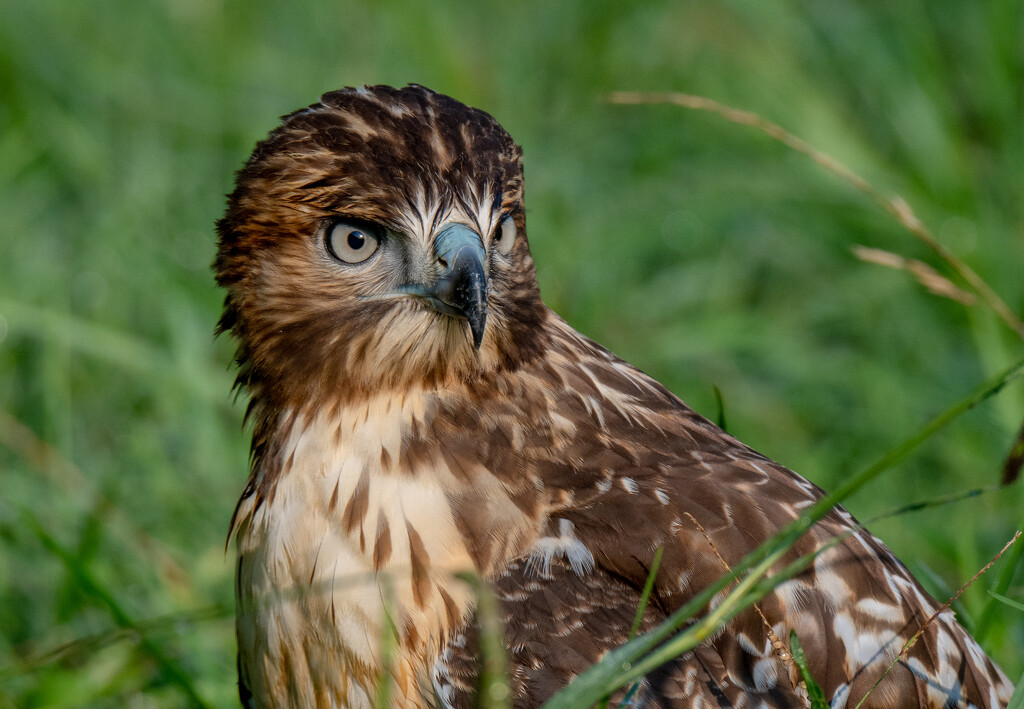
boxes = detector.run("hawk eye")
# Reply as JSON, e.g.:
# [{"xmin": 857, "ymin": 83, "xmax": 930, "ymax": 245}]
[
  {"xmin": 493, "ymin": 215, "xmax": 516, "ymax": 256},
  {"xmin": 326, "ymin": 221, "xmax": 380, "ymax": 264}
]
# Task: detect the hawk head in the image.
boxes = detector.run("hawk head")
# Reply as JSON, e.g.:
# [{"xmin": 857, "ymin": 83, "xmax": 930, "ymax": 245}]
[{"xmin": 215, "ymin": 85, "xmax": 549, "ymax": 411}]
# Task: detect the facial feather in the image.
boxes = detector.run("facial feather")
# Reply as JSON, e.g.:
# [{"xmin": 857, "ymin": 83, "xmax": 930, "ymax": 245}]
[{"xmin": 216, "ymin": 85, "xmax": 545, "ymax": 415}]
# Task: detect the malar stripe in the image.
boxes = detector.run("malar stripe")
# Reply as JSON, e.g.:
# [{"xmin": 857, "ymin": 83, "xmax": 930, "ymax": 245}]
[
  {"xmin": 373, "ymin": 516, "xmax": 392, "ymax": 570},
  {"xmin": 341, "ymin": 465, "xmax": 370, "ymax": 536},
  {"xmin": 406, "ymin": 522, "xmax": 432, "ymax": 608}
]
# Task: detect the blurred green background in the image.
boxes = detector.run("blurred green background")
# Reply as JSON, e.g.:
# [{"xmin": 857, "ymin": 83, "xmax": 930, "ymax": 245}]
[{"xmin": 2, "ymin": 0, "xmax": 1022, "ymax": 705}]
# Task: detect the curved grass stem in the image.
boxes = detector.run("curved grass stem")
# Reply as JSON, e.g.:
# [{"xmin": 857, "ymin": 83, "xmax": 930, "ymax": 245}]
[{"xmin": 606, "ymin": 91, "xmax": 1024, "ymax": 340}]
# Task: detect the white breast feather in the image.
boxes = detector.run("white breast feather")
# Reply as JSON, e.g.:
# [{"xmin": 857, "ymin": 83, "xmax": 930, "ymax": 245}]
[{"xmin": 234, "ymin": 392, "xmax": 477, "ymax": 707}]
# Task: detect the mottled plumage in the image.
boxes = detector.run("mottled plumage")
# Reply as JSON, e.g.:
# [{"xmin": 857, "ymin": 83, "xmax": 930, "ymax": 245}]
[{"xmin": 216, "ymin": 85, "xmax": 1013, "ymax": 708}]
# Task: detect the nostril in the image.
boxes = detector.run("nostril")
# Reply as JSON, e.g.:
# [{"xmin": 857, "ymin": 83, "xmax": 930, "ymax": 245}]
[{"xmin": 437, "ymin": 257, "xmax": 449, "ymax": 270}]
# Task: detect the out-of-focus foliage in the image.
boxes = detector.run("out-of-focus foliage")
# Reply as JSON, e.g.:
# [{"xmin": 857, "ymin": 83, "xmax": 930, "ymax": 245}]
[{"xmin": 0, "ymin": 0, "xmax": 1021, "ymax": 705}]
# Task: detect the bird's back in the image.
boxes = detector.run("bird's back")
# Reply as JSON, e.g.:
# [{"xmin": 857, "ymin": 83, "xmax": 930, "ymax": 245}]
[{"xmin": 431, "ymin": 316, "xmax": 1013, "ymax": 708}]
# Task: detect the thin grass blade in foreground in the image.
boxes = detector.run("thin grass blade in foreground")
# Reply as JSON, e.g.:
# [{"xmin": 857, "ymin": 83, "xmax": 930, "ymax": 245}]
[
  {"xmin": 628, "ymin": 547, "xmax": 663, "ymax": 642},
  {"xmin": 459, "ymin": 573, "xmax": 513, "ymax": 709},
  {"xmin": 541, "ymin": 355, "xmax": 1024, "ymax": 709},
  {"xmin": 788, "ymin": 631, "xmax": 829, "ymax": 709},
  {"xmin": 852, "ymin": 531, "xmax": 1021, "ymax": 709},
  {"xmin": 995, "ymin": 565, "xmax": 1024, "ymax": 709},
  {"xmin": 988, "ymin": 592, "xmax": 1024, "ymax": 614},
  {"xmin": 602, "ymin": 547, "xmax": 664, "ymax": 709},
  {"xmin": 712, "ymin": 384, "xmax": 728, "ymax": 433},
  {"xmin": 374, "ymin": 580, "xmax": 399, "ymax": 709},
  {"xmin": 1009, "ymin": 672, "xmax": 1024, "ymax": 709}
]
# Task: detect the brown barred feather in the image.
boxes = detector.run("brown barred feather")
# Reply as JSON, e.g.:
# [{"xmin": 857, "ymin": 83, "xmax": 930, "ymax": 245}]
[{"xmin": 217, "ymin": 85, "xmax": 1013, "ymax": 708}]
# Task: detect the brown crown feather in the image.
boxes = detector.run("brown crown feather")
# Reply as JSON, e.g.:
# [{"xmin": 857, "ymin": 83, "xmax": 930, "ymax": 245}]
[{"xmin": 215, "ymin": 85, "xmax": 547, "ymax": 414}]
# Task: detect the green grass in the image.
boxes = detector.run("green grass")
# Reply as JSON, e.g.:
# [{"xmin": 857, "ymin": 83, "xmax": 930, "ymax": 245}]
[{"xmin": 1, "ymin": 0, "xmax": 1022, "ymax": 706}]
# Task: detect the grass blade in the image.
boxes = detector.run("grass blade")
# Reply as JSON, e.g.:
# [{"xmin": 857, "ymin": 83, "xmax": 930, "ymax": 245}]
[
  {"xmin": 988, "ymin": 591, "xmax": 1024, "ymax": 614},
  {"xmin": 0, "ymin": 603, "xmax": 232, "ymax": 678},
  {"xmin": 1007, "ymin": 670, "xmax": 1024, "ymax": 709},
  {"xmin": 788, "ymin": 631, "xmax": 829, "ymax": 709},
  {"xmin": 628, "ymin": 546, "xmax": 663, "ymax": 641},
  {"xmin": 976, "ymin": 515, "xmax": 1024, "ymax": 640},
  {"xmin": 712, "ymin": 385, "xmax": 728, "ymax": 433},
  {"xmin": 23, "ymin": 508, "xmax": 213, "ymax": 708},
  {"xmin": 601, "ymin": 547, "xmax": 665, "ymax": 709},
  {"xmin": 458, "ymin": 573, "xmax": 512, "ymax": 709}
]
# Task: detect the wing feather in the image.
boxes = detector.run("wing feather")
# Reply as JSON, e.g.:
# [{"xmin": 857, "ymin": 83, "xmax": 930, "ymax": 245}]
[{"xmin": 430, "ymin": 317, "xmax": 1013, "ymax": 707}]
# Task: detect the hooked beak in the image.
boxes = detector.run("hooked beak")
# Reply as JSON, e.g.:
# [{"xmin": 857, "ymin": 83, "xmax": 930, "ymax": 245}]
[{"xmin": 402, "ymin": 224, "xmax": 488, "ymax": 350}]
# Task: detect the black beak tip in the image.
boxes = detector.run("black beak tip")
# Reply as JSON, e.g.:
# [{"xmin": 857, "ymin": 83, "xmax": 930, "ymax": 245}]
[{"xmin": 469, "ymin": 313, "xmax": 487, "ymax": 351}]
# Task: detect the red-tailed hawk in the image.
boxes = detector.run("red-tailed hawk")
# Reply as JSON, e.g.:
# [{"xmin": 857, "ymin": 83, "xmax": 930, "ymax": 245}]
[{"xmin": 215, "ymin": 85, "xmax": 1013, "ymax": 708}]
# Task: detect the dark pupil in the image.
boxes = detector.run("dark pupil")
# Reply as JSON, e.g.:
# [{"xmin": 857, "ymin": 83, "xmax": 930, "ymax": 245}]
[{"xmin": 347, "ymin": 230, "xmax": 365, "ymax": 250}]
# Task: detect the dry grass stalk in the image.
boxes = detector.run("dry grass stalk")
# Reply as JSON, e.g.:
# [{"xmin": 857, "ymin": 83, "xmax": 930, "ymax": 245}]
[
  {"xmin": 851, "ymin": 530, "xmax": 1022, "ymax": 709},
  {"xmin": 852, "ymin": 246, "xmax": 977, "ymax": 305},
  {"xmin": 683, "ymin": 512, "xmax": 793, "ymax": 668},
  {"xmin": 606, "ymin": 91, "xmax": 1024, "ymax": 340}
]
